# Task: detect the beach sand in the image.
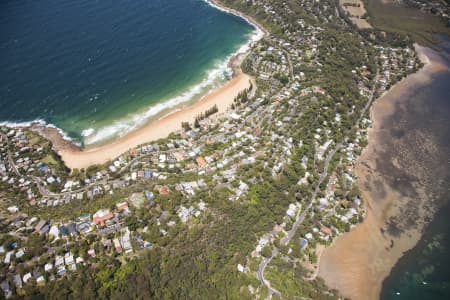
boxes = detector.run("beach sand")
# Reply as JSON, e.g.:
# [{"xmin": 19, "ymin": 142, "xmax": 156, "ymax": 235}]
[
  {"xmin": 46, "ymin": 73, "xmax": 253, "ymax": 169},
  {"xmin": 26, "ymin": 0, "xmax": 267, "ymax": 170},
  {"xmin": 318, "ymin": 45, "xmax": 449, "ymax": 300}
]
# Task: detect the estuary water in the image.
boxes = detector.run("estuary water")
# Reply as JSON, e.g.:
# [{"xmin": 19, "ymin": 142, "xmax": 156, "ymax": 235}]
[
  {"xmin": 381, "ymin": 36, "xmax": 450, "ymax": 300},
  {"xmin": 0, "ymin": 0, "xmax": 256, "ymax": 146}
]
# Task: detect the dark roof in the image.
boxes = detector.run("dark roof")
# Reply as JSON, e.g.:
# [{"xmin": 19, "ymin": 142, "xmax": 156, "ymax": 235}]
[
  {"xmin": 38, "ymin": 165, "xmax": 49, "ymax": 172},
  {"xmin": 59, "ymin": 225, "xmax": 69, "ymax": 236},
  {"xmin": 0, "ymin": 280, "xmax": 10, "ymax": 292},
  {"xmin": 76, "ymin": 222, "xmax": 91, "ymax": 232},
  {"xmin": 300, "ymin": 238, "xmax": 308, "ymax": 249},
  {"xmin": 68, "ymin": 223, "xmax": 77, "ymax": 234},
  {"xmin": 40, "ymin": 224, "xmax": 50, "ymax": 234},
  {"xmin": 32, "ymin": 269, "xmax": 41, "ymax": 278}
]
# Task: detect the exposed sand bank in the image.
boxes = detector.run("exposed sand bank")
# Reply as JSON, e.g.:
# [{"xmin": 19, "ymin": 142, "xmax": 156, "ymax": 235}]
[
  {"xmin": 46, "ymin": 73, "xmax": 253, "ymax": 169},
  {"xmin": 318, "ymin": 45, "xmax": 449, "ymax": 300}
]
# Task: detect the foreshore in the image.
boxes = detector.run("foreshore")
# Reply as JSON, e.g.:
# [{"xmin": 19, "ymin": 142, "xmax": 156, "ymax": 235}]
[
  {"xmin": 318, "ymin": 45, "xmax": 449, "ymax": 300},
  {"xmin": 41, "ymin": 73, "xmax": 254, "ymax": 169},
  {"xmin": 25, "ymin": 0, "xmax": 268, "ymax": 170},
  {"xmin": 207, "ymin": 0, "xmax": 269, "ymax": 37}
]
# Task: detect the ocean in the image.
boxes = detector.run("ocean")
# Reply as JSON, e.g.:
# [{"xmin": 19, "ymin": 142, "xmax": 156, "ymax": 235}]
[
  {"xmin": 0, "ymin": 0, "xmax": 257, "ymax": 147},
  {"xmin": 381, "ymin": 36, "xmax": 450, "ymax": 300}
]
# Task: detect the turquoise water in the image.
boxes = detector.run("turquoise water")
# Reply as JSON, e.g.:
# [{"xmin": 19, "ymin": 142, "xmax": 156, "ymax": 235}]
[{"xmin": 0, "ymin": 0, "xmax": 256, "ymax": 146}]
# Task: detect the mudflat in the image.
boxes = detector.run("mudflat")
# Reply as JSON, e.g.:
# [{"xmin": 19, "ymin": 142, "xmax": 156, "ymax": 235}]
[{"xmin": 318, "ymin": 45, "xmax": 450, "ymax": 300}]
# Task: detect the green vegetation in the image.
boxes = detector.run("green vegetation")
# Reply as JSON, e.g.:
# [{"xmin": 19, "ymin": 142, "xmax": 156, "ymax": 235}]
[
  {"xmin": 364, "ymin": 0, "xmax": 450, "ymax": 47},
  {"xmin": 0, "ymin": 0, "xmax": 426, "ymax": 298},
  {"xmin": 265, "ymin": 256, "xmax": 338, "ymax": 299},
  {"xmin": 194, "ymin": 104, "xmax": 219, "ymax": 128}
]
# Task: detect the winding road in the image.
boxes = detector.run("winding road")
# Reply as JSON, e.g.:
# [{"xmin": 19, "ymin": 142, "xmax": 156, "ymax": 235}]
[{"xmin": 256, "ymin": 72, "xmax": 379, "ymax": 297}]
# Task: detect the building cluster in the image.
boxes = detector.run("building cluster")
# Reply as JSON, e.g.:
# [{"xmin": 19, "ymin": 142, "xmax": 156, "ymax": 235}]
[
  {"xmin": 0, "ymin": 197, "xmax": 158, "ymax": 296},
  {"xmin": 217, "ymin": 0, "xmax": 421, "ymax": 292},
  {"xmin": 0, "ymin": 0, "xmax": 423, "ymax": 297},
  {"xmin": 404, "ymin": 0, "xmax": 450, "ymax": 22},
  {"xmin": 376, "ymin": 46, "xmax": 419, "ymax": 92},
  {"xmin": 0, "ymin": 128, "xmax": 66, "ymax": 206}
]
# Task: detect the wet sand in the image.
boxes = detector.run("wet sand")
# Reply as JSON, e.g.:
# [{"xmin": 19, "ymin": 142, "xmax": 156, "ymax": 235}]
[
  {"xmin": 46, "ymin": 73, "xmax": 253, "ymax": 169},
  {"xmin": 318, "ymin": 45, "xmax": 450, "ymax": 300},
  {"xmin": 27, "ymin": 0, "xmax": 267, "ymax": 170}
]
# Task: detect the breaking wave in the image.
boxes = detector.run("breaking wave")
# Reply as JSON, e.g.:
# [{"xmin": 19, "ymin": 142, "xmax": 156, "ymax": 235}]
[
  {"xmin": 81, "ymin": 24, "xmax": 263, "ymax": 146},
  {"xmin": 0, "ymin": 119, "xmax": 79, "ymax": 146},
  {"xmin": 1, "ymin": 1, "xmax": 264, "ymax": 149},
  {"xmin": 81, "ymin": 57, "xmax": 232, "ymax": 145}
]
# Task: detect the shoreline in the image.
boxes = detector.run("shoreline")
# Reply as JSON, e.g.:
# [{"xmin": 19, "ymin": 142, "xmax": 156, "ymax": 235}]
[
  {"xmin": 206, "ymin": 0, "xmax": 269, "ymax": 37},
  {"xmin": 44, "ymin": 73, "xmax": 253, "ymax": 169},
  {"xmin": 5, "ymin": 0, "xmax": 268, "ymax": 170},
  {"xmin": 317, "ymin": 45, "xmax": 449, "ymax": 300}
]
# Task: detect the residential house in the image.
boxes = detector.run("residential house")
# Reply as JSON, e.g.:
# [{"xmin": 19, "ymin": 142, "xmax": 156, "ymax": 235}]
[
  {"xmin": 113, "ymin": 238, "xmax": 122, "ymax": 253},
  {"xmin": 116, "ymin": 201, "xmax": 129, "ymax": 212},
  {"xmin": 12, "ymin": 274, "xmax": 22, "ymax": 289},
  {"xmin": 34, "ymin": 220, "xmax": 46, "ymax": 233},
  {"xmin": 196, "ymin": 156, "xmax": 207, "ymax": 168},
  {"xmin": 0, "ymin": 280, "xmax": 11, "ymax": 299},
  {"xmin": 67, "ymin": 223, "xmax": 77, "ymax": 236},
  {"xmin": 93, "ymin": 209, "xmax": 114, "ymax": 227}
]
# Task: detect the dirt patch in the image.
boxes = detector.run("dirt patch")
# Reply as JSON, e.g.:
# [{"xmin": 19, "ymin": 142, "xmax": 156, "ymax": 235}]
[{"xmin": 339, "ymin": 0, "xmax": 373, "ymax": 29}]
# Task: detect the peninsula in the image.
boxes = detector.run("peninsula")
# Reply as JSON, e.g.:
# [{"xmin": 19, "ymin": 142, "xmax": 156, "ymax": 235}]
[{"xmin": 0, "ymin": 0, "xmax": 448, "ymax": 299}]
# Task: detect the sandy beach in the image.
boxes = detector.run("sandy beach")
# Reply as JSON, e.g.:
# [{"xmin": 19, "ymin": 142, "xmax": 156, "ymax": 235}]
[
  {"xmin": 318, "ymin": 45, "xmax": 449, "ymax": 300},
  {"xmin": 44, "ymin": 73, "xmax": 253, "ymax": 169},
  {"xmin": 24, "ymin": 0, "xmax": 267, "ymax": 170}
]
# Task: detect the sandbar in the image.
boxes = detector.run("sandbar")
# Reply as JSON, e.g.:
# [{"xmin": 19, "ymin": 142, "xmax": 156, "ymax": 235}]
[{"xmin": 318, "ymin": 45, "xmax": 448, "ymax": 300}]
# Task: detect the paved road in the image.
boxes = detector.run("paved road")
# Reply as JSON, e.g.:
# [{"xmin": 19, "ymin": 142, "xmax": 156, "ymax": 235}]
[
  {"xmin": 255, "ymin": 143, "xmax": 343, "ymax": 297},
  {"xmin": 280, "ymin": 144, "xmax": 341, "ymax": 247},
  {"xmin": 1, "ymin": 132, "xmax": 20, "ymax": 176},
  {"xmin": 257, "ymin": 248, "xmax": 281, "ymax": 297},
  {"xmin": 283, "ymin": 50, "xmax": 294, "ymax": 80},
  {"xmin": 256, "ymin": 74, "xmax": 379, "ymax": 296},
  {"xmin": 255, "ymin": 145, "xmax": 339, "ymax": 298}
]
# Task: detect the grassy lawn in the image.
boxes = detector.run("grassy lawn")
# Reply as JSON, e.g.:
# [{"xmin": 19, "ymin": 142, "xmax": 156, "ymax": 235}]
[{"xmin": 41, "ymin": 154, "xmax": 58, "ymax": 166}]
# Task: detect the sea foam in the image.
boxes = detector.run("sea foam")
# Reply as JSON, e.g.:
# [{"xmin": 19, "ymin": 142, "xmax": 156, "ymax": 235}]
[
  {"xmin": 81, "ymin": 128, "xmax": 95, "ymax": 137},
  {"xmin": 1, "ymin": 0, "xmax": 264, "ymax": 149},
  {"xmin": 81, "ymin": 5, "xmax": 264, "ymax": 146},
  {"xmin": 82, "ymin": 57, "xmax": 233, "ymax": 145},
  {"xmin": 0, "ymin": 119, "xmax": 80, "ymax": 146},
  {"xmin": 203, "ymin": 0, "xmax": 265, "ymax": 43}
]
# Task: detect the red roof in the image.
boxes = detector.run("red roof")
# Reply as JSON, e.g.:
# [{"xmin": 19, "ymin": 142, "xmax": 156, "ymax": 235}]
[
  {"xmin": 160, "ymin": 186, "xmax": 169, "ymax": 195},
  {"xmin": 196, "ymin": 156, "xmax": 207, "ymax": 167},
  {"xmin": 116, "ymin": 202, "xmax": 129, "ymax": 211},
  {"xmin": 93, "ymin": 210, "xmax": 114, "ymax": 226},
  {"xmin": 321, "ymin": 226, "xmax": 332, "ymax": 235}
]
